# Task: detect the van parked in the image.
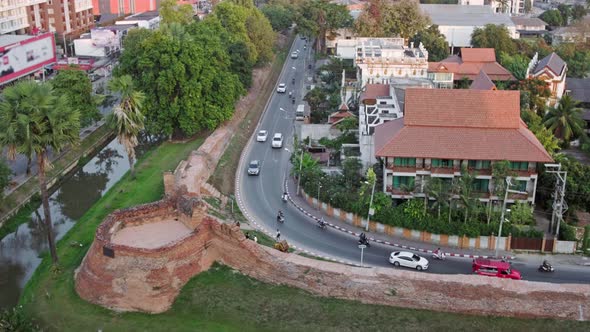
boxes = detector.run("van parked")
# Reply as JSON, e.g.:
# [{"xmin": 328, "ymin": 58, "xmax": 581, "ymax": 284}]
[
  {"xmin": 472, "ymin": 258, "xmax": 522, "ymax": 280},
  {"xmin": 295, "ymin": 104, "xmax": 305, "ymax": 121}
]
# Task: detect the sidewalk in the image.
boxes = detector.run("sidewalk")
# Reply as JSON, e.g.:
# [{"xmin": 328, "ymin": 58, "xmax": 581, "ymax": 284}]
[{"xmin": 285, "ymin": 177, "xmax": 516, "ymax": 260}]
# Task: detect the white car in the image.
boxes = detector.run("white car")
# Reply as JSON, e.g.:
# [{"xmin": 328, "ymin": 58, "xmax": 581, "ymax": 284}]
[
  {"xmin": 271, "ymin": 133, "xmax": 283, "ymax": 148},
  {"xmin": 291, "ymin": 52, "xmax": 298, "ymax": 59},
  {"xmin": 257, "ymin": 130, "xmax": 268, "ymax": 142},
  {"xmin": 276, "ymin": 83, "xmax": 286, "ymax": 93},
  {"xmin": 389, "ymin": 251, "xmax": 429, "ymax": 271}
]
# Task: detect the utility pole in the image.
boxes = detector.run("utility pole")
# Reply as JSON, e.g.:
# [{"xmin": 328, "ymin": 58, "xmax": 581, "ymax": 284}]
[
  {"xmin": 545, "ymin": 164, "xmax": 568, "ymax": 239},
  {"xmin": 496, "ymin": 177, "xmax": 528, "ymax": 258}
]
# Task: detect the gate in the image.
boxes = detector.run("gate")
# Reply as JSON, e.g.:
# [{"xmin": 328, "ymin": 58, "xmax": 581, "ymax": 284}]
[
  {"xmin": 543, "ymin": 239, "xmax": 555, "ymax": 252},
  {"xmin": 511, "ymin": 237, "xmax": 543, "ymax": 251}
]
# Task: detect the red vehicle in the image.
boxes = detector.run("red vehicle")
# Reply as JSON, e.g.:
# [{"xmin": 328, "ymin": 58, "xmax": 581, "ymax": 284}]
[{"xmin": 472, "ymin": 258, "xmax": 522, "ymax": 280}]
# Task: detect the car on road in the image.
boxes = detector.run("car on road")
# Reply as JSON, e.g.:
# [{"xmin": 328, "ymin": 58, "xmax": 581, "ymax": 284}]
[
  {"xmin": 276, "ymin": 83, "xmax": 286, "ymax": 93},
  {"xmin": 271, "ymin": 133, "xmax": 283, "ymax": 148},
  {"xmin": 247, "ymin": 160, "xmax": 260, "ymax": 176},
  {"xmin": 389, "ymin": 251, "xmax": 429, "ymax": 271},
  {"xmin": 472, "ymin": 258, "xmax": 521, "ymax": 280},
  {"xmin": 291, "ymin": 52, "xmax": 298, "ymax": 59},
  {"xmin": 256, "ymin": 130, "xmax": 268, "ymax": 142}
]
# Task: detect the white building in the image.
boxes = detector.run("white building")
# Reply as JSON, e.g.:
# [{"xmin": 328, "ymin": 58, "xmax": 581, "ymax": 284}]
[
  {"xmin": 526, "ymin": 52, "xmax": 567, "ymax": 106},
  {"xmin": 459, "ymin": 0, "xmax": 534, "ymax": 15},
  {"xmin": 115, "ymin": 10, "xmax": 160, "ymax": 30},
  {"xmin": 420, "ymin": 4, "xmax": 518, "ymax": 49},
  {"xmin": 0, "ymin": 0, "xmax": 46, "ymax": 34},
  {"xmin": 336, "ymin": 38, "xmax": 429, "ymax": 87},
  {"xmin": 74, "ymin": 24, "xmax": 136, "ymax": 57}
]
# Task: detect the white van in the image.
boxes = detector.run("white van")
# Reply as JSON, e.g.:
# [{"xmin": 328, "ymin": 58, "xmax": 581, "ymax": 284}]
[{"xmin": 295, "ymin": 104, "xmax": 305, "ymax": 121}]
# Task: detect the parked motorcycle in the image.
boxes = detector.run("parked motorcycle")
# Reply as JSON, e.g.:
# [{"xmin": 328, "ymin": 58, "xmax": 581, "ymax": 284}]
[{"xmin": 538, "ymin": 261, "xmax": 555, "ymax": 272}]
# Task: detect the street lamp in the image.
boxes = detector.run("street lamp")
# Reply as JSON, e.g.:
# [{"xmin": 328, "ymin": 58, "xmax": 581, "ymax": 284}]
[
  {"xmin": 317, "ymin": 183, "xmax": 322, "ymax": 210},
  {"xmin": 364, "ymin": 180, "xmax": 376, "ymax": 232},
  {"xmin": 496, "ymin": 177, "xmax": 528, "ymax": 257}
]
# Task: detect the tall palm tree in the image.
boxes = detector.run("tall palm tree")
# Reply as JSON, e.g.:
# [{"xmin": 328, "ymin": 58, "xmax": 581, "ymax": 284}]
[
  {"xmin": 108, "ymin": 75, "xmax": 145, "ymax": 179},
  {"xmin": 425, "ymin": 177, "xmax": 449, "ymax": 220},
  {"xmin": 0, "ymin": 82, "xmax": 36, "ymax": 175},
  {"xmin": 543, "ymin": 95, "xmax": 584, "ymax": 142},
  {"xmin": 0, "ymin": 81, "xmax": 80, "ymax": 264}
]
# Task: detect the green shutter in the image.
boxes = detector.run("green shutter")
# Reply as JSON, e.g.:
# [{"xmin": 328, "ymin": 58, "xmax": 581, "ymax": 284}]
[{"xmin": 432, "ymin": 159, "xmax": 440, "ymax": 167}]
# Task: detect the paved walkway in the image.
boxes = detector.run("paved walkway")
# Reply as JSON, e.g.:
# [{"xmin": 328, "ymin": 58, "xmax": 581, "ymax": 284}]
[{"xmin": 285, "ymin": 178, "xmax": 590, "ymax": 267}]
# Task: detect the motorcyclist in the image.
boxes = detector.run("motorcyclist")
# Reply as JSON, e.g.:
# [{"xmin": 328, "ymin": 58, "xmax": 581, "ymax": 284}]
[
  {"xmin": 282, "ymin": 192, "xmax": 288, "ymax": 201},
  {"xmin": 277, "ymin": 210, "xmax": 284, "ymax": 222},
  {"xmin": 359, "ymin": 232, "xmax": 367, "ymax": 244},
  {"xmin": 542, "ymin": 260, "xmax": 550, "ymax": 269},
  {"xmin": 317, "ymin": 217, "xmax": 326, "ymax": 228},
  {"xmin": 292, "ymin": 77, "xmax": 295, "ymax": 84},
  {"xmin": 288, "ymin": 91, "xmax": 292, "ymax": 98},
  {"xmin": 434, "ymin": 247, "xmax": 444, "ymax": 260}
]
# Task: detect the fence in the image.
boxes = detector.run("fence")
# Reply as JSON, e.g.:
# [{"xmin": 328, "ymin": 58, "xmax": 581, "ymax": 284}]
[{"xmin": 302, "ymin": 191, "xmax": 577, "ymax": 254}]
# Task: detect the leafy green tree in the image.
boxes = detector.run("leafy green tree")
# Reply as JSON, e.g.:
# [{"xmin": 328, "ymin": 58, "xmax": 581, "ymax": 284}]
[
  {"xmin": 245, "ymin": 9, "xmax": 276, "ymax": 64},
  {"xmin": 355, "ymin": 0, "xmax": 430, "ymax": 39},
  {"xmin": 539, "ymin": 9, "xmax": 564, "ymax": 27},
  {"xmin": 499, "ymin": 52, "xmax": 529, "ymax": 80},
  {"xmin": 341, "ymin": 157, "xmax": 362, "ymax": 189},
  {"xmin": 524, "ymin": 0, "xmax": 532, "ymax": 13},
  {"xmin": 509, "ymin": 201, "xmax": 534, "ymax": 225},
  {"xmin": 108, "ymin": 75, "xmax": 145, "ymax": 179},
  {"xmin": 543, "ymin": 95, "xmax": 585, "ymax": 142},
  {"xmin": 555, "ymin": 43, "xmax": 590, "ymax": 78},
  {"xmin": 521, "ymin": 110, "xmax": 560, "ymax": 156},
  {"xmin": 426, "ymin": 177, "xmax": 450, "ymax": 220},
  {"xmin": 557, "ymin": 4, "xmax": 572, "ymax": 25},
  {"xmin": 457, "ymin": 168, "xmax": 477, "ymax": 223},
  {"xmin": 160, "ymin": 0, "xmax": 194, "ymax": 25},
  {"xmin": 0, "ymin": 81, "xmax": 80, "ymax": 264},
  {"xmin": 0, "ymin": 159, "xmax": 10, "ymax": 201},
  {"xmin": 471, "ymin": 24, "xmax": 516, "ymax": 59},
  {"xmin": 571, "ymin": 4, "xmax": 587, "ymax": 21},
  {"xmin": 511, "ymin": 78, "xmax": 551, "ymax": 115},
  {"xmin": 261, "ymin": 3, "xmax": 294, "ymax": 31},
  {"xmin": 228, "ymin": 40, "xmax": 255, "ymax": 88},
  {"xmin": 297, "ymin": 0, "xmax": 353, "ymax": 53},
  {"xmin": 410, "ymin": 25, "xmax": 449, "ymax": 62},
  {"xmin": 116, "ymin": 22, "xmax": 244, "ymax": 138},
  {"xmin": 51, "ymin": 67, "xmax": 102, "ymax": 127}
]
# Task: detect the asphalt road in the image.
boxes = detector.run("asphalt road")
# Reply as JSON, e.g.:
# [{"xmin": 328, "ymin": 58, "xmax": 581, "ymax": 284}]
[{"xmin": 236, "ymin": 36, "xmax": 590, "ymax": 285}]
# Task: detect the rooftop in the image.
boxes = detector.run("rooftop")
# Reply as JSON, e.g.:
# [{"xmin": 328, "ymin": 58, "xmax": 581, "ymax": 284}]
[
  {"xmin": 0, "ymin": 34, "xmax": 36, "ymax": 48},
  {"xmin": 420, "ymin": 4, "xmax": 514, "ymax": 27},
  {"xmin": 360, "ymin": 84, "xmax": 391, "ymax": 103},
  {"xmin": 374, "ymin": 88, "xmax": 553, "ymax": 162},
  {"xmin": 510, "ymin": 17, "xmax": 547, "ymax": 27},
  {"xmin": 123, "ymin": 10, "xmax": 160, "ymax": 21},
  {"xmin": 428, "ymin": 49, "xmax": 514, "ymax": 81},
  {"xmin": 566, "ymin": 78, "xmax": 590, "ymax": 104},
  {"xmin": 461, "ymin": 48, "xmax": 496, "ymax": 63},
  {"xmin": 532, "ymin": 52, "xmax": 566, "ymax": 77},
  {"xmin": 470, "ymin": 70, "xmax": 496, "ymax": 90}
]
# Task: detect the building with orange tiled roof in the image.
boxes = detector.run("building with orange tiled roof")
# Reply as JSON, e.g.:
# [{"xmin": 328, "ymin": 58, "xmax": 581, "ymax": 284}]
[
  {"xmin": 374, "ymin": 88, "xmax": 552, "ymax": 204},
  {"xmin": 470, "ymin": 70, "xmax": 496, "ymax": 90},
  {"xmin": 428, "ymin": 48, "xmax": 514, "ymax": 88}
]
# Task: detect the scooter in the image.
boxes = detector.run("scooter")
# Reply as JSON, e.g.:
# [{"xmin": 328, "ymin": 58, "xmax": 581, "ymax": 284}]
[
  {"xmin": 538, "ymin": 262, "xmax": 555, "ymax": 272},
  {"xmin": 358, "ymin": 238, "xmax": 371, "ymax": 247},
  {"xmin": 432, "ymin": 252, "xmax": 446, "ymax": 260},
  {"xmin": 317, "ymin": 219, "xmax": 327, "ymax": 229}
]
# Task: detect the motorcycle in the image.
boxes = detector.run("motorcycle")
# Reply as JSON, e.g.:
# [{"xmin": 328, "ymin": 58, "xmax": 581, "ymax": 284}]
[
  {"xmin": 358, "ymin": 238, "xmax": 370, "ymax": 247},
  {"xmin": 277, "ymin": 211, "xmax": 285, "ymax": 223},
  {"xmin": 292, "ymin": 99, "xmax": 295, "ymax": 104},
  {"xmin": 538, "ymin": 262, "xmax": 555, "ymax": 272},
  {"xmin": 282, "ymin": 195, "xmax": 288, "ymax": 203},
  {"xmin": 317, "ymin": 220, "xmax": 327, "ymax": 229},
  {"xmin": 292, "ymin": 78, "xmax": 296, "ymax": 84},
  {"xmin": 432, "ymin": 251, "xmax": 446, "ymax": 260}
]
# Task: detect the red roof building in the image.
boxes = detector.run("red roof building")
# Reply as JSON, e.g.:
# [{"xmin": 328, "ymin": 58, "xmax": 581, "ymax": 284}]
[
  {"xmin": 428, "ymin": 48, "xmax": 514, "ymax": 88},
  {"xmin": 374, "ymin": 88, "xmax": 552, "ymax": 203}
]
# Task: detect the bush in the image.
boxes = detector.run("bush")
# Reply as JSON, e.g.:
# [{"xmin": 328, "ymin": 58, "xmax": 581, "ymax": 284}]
[{"xmin": 0, "ymin": 306, "xmax": 39, "ymax": 331}]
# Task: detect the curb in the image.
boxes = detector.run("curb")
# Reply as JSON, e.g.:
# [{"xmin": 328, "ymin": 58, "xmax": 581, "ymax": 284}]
[{"xmin": 284, "ymin": 180, "xmax": 516, "ymax": 261}]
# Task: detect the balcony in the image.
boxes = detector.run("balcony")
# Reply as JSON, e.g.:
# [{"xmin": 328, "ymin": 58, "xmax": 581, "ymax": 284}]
[
  {"xmin": 386, "ymin": 186, "xmax": 414, "ymax": 197},
  {"xmin": 430, "ymin": 167, "xmax": 457, "ymax": 175},
  {"xmin": 512, "ymin": 169, "xmax": 537, "ymax": 177},
  {"xmin": 387, "ymin": 165, "xmax": 417, "ymax": 173},
  {"xmin": 508, "ymin": 192, "xmax": 529, "ymax": 201},
  {"xmin": 467, "ymin": 167, "xmax": 492, "ymax": 176}
]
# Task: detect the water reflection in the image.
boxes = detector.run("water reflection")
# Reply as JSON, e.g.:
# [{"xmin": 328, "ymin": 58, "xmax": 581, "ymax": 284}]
[{"xmin": 0, "ymin": 139, "xmax": 127, "ymax": 309}]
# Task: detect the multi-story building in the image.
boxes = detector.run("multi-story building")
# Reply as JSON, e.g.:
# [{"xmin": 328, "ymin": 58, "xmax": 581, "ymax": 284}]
[
  {"xmin": 526, "ymin": 52, "xmax": 567, "ymax": 106},
  {"xmin": 0, "ymin": 0, "xmax": 46, "ymax": 34},
  {"xmin": 374, "ymin": 88, "xmax": 553, "ymax": 206},
  {"xmin": 428, "ymin": 48, "xmax": 514, "ymax": 88},
  {"xmin": 336, "ymin": 38, "xmax": 429, "ymax": 87},
  {"xmin": 458, "ymin": 0, "xmax": 534, "ymax": 15}
]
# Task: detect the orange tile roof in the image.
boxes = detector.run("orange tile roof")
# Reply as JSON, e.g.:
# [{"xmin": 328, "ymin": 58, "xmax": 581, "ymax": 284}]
[
  {"xmin": 360, "ymin": 84, "xmax": 391, "ymax": 103},
  {"xmin": 460, "ymin": 48, "xmax": 496, "ymax": 62},
  {"xmin": 328, "ymin": 110, "xmax": 355, "ymax": 124},
  {"xmin": 428, "ymin": 49, "xmax": 514, "ymax": 81},
  {"xmin": 375, "ymin": 89, "xmax": 553, "ymax": 162}
]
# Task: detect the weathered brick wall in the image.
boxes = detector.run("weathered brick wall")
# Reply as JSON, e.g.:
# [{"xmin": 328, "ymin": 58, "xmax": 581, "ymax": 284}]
[{"xmin": 76, "ymin": 211, "xmax": 590, "ymax": 320}]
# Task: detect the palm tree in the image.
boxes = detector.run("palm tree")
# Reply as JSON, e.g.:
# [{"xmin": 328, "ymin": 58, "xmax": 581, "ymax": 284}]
[
  {"xmin": 425, "ymin": 177, "xmax": 449, "ymax": 220},
  {"xmin": 0, "ymin": 82, "xmax": 36, "ymax": 175},
  {"xmin": 0, "ymin": 81, "xmax": 80, "ymax": 264},
  {"xmin": 108, "ymin": 75, "xmax": 145, "ymax": 179},
  {"xmin": 543, "ymin": 95, "xmax": 584, "ymax": 142}
]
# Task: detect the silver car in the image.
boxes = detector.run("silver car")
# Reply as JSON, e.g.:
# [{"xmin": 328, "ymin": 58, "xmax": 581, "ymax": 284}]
[{"xmin": 247, "ymin": 160, "xmax": 260, "ymax": 176}]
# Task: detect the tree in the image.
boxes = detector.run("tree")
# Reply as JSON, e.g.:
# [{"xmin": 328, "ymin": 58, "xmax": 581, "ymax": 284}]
[
  {"xmin": 457, "ymin": 168, "xmax": 476, "ymax": 223},
  {"xmin": 524, "ymin": 0, "xmax": 532, "ymax": 13},
  {"xmin": 0, "ymin": 81, "xmax": 80, "ymax": 264},
  {"xmin": 571, "ymin": 4, "xmax": 587, "ymax": 21},
  {"xmin": 512, "ymin": 78, "xmax": 551, "ymax": 115},
  {"xmin": 261, "ymin": 3, "xmax": 294, "ymax": 31},
  {"xmin": 51, "ymin": 67, "xmax": 102, "ymax": 128},
  {"xmin": 557, "ymin": 4, "xmax": 572, "ymax": 25},
  {"xmin": 355, "ymin": 0, "xmax": 430, "ymax": 39},
  {"xmin": 495, "ymin": 0, "xmax": 510, "ymax": 14},
  {"xmin": 116, "ymin": 22, "xmax": 244, "ymax": 138},
  {"xmin": 296, "ymin": 0, "xmax": 353, "ymax": 53},
  {"xmin": 245, "ymin": 9, "xmax": 276, "ymax": 64},
  {"xmin": 509, "ymin": 201, "xmax": 534, "ymax": 225},
  {"xmin": 425, "ymin": 177, "xmax": 450, "ymax": 220},
  {"xmin": 160, "ymin": 0, "xmax": 194, "ymax": 25},
  {"xmin": 499, "ymin": 52, "xmax": 529, "ymax": 80},
  {"xmin": 521, "ymin": 110, "xmax": 560, "ymax": 156},
  {"xmin": 543, "ymin": 95, "xmax": 585, "ymax": 142},
  {"xmin": 410, "ymin": 25, "xmax": 449, "ymax": 62},
  {"xmin": 0, "ymin": 159, "xmax": 10, "ymax": 201},
  {"xmin": 555, "ymin": 43, "xmax": 590, "ymax": 78},
  {"xmin": 108, "ymin": 75, "xmax": 145, "ymax": 179},
  {"xmin": 471, "ymin": 24, "xmax": 516, "ymax": 59},
  {"xmin": 539, "ymin": 9, "xmax": 564, "ymax": 27}
]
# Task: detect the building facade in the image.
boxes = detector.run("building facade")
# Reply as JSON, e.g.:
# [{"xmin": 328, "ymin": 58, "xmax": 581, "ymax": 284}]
[
  {"xmin": 0, "ymin": 0, "xmax": 46, "ymax": 34},
  {"xmin": 526, "ymin": 52, "xmax": 567, "ymax": 106},
  {"xmin": 458, "ymin": 0, "xmax": 534, "ymax": 15},
  {"xmin": 374, "ymin": 88, "xmax": 553, "ymax": 206}
]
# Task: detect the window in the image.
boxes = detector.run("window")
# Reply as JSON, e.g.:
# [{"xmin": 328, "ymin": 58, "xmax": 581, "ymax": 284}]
[
  {"xmin": 472, "ymin": 179, "xmax": 490, "ymax": 192},
  {"xmin": 393, "ymin": 157, "xmax": 416, "ymax": 167},
  {"xmin": 432, "ymin": 159, "xmax": 453, "ymax": 168},
  {"xmin": 468, "ymin": 160, "xmax": 491, "ymax": 169},
  {"xmin": 510, "ymin": 161, "xmax": 529, "ymax": 170},
  {"xmin": 392, "ymin": 176, "xmax": 415, "ymax": 189},
  {"xmin": 515, "ymin": 180, "xmax": 527, "ymax": 192}
]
